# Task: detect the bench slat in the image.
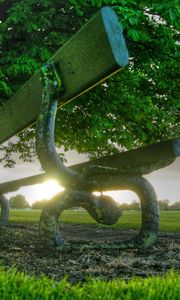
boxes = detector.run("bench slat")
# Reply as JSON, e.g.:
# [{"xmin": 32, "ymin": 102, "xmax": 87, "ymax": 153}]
[
  {"xmin": 0, "ymin": 7, "xmax": 128, "ymax": 144},
  {"xmin": 71, "ymin": 138, "xmax": 180, "ymax": 171},
  {"xmin": 0, "ymin": 138, "xmax": 179, "ymax": 194}
]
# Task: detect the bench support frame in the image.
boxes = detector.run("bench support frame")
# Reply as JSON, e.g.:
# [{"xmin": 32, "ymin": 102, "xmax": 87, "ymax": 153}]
[{"xmin": 37, "ymin": 63, "xmax": 159, "ymax": 250}]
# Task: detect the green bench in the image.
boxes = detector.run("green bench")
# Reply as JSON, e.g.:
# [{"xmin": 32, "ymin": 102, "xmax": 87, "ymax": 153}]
[{"xmin": 0, "ymin": 7, "xmax": 179, "ymax": 249}]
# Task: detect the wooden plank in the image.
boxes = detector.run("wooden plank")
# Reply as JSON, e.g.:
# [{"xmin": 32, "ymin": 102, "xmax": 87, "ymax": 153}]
[
  {"xmin": 0, "ymin": 7, "xmax": 128, "ymax": 144},
  {"xmin": 0, "ymin": 173, "xmax": 48, "ymax": 194},
  {"xmin": 71, "ymin": 138, "xmax": 180, "ymax": 171},
  {"xmin": 0, "ymin": 138, "xmax": 179, "ymax": 194}
]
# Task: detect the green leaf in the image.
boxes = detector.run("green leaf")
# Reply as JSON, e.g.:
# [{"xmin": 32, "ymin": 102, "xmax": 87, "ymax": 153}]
[{"xmin": 127, "ymin": 28, "xmax": 140, "ymax": 41}]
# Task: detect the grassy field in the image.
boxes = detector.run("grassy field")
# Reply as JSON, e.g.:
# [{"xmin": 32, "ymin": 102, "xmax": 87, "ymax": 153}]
[
  {"xmin": 0, "ymin": 269, "xmax": 179, "ymax": 300},
  {"xmin": 9, "ymin": 209, "xmax": 180, "ymax": 232}
]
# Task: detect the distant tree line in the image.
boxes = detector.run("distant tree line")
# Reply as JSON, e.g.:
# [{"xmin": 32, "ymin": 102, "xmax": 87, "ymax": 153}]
[
  {"xmin": 31, "ymin": 199, "xmax": 48, "ymax": 209},
  {"xmin": 158, "ymin": 200, "xmax": 180, "ymax": 211},
  {"xmin": 120, "ymin": 200, "xmax": 180, "ymax": 211},
  {"xmin": 8, "ymin": 195, "xmax": 180, "ymax": 211},
  {"xmin": 119, "ymin": 200, "xmax": 180, "ymax": 211}
]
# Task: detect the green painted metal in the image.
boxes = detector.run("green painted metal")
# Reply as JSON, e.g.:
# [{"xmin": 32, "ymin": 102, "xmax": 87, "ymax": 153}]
[
  {"xmin": 0, "ymin": 7, "xmax": 128, "ymax": 144},
  {"xmin": 72, "ymin": 138, "xmax": 180, "ymax": 171},
  {"xmin": 0, "ymin": 138, "xmax": 179, "ymax": 194},
  {"xmin": 0, "ymin": 173, "xmax": 48, "ymax": 194}
]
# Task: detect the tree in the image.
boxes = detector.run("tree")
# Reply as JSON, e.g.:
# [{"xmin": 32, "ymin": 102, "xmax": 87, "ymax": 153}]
[
  {"xmin": 129, "ymin": 201, "xmax": 140, "ymax": 211},
  {"xmin": 119, "ymin": 201, "xmax": 140, "ymax": 210},
  {"xmin": 9, "ymin": 194, "xmax": 30, "ymax": 209},
  {"xmin": 0, "ymin": 0, "xmax": 179, "ymax": 166},
  {"xmin": 169, "ymin": 201, "xmax": 180, "ymax": 211},
  {"xmin": 32, "ymin": 199, "xmax": 48, "ymax": 209},
  {"xmin": 119, "ymin": 202, "xmax": 130, "ymax": 210},
  {"xmin": 158, "ymin": 199, "xmax": 170, "ymax": 211}
]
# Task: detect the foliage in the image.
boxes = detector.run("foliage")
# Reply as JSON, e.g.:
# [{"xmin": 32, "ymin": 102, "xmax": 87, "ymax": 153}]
[
  {"xmin": 170, "ymin": 201, "xmax": 180, "ymax": 211},
  {"xmin": 159, "ymin": 199, "xmax": 170, "ymax": 211},
  {"xmin": 0, "ymin": 0, "xmax": 179, "ymax": 165},
  {"xmin": 32, "ymin": 199, "xmax": 48, "ymax": 209},
  {"xmin": 158, "ymin": 200, "xmax": 180, "ymax": 211},
  {"xmin": 120, "ymin": 200, "xmax": 140, "ymax": 210},
  {"xmin": 9, "ymin": 194, "xmax": 30, "ymax": 209},
  {"xmin": 0, "ymin": 268, "xmax": 179, "ymax": 300},
  {"xmin": 9, "ymin": 209, "xmax": 180, "ymax": 232}
]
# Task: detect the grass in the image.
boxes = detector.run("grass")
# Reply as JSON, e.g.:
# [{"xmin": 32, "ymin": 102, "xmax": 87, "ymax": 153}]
[
  {"xmin": 9, "ymin": 209, "xmax": 180, "ymax": 232},
  {"xmin": 0, "ymin": 269, "xmax": 179, "ymax": 300},
  {"xmin": 9, "ymin": 209, "xmax": 41, "ymax": 223},
  {"xmin": 2, "ymin": 211, "xmax": 180, "ymax": 299}
]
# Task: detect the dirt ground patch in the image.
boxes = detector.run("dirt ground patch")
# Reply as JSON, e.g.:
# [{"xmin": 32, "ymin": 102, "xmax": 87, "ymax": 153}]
[{"xmin": 0, "ymin": 223, "xmax": 179, "ymax": 283}]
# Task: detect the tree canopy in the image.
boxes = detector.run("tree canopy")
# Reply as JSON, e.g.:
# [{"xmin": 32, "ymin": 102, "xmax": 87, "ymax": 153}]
[
  {"xmin": 0, "ymin": 0, "xmax": 179, "ymax": 166},
  {"xmin": 32, "ymin": 199, "xmax": 48, "ymax": 209},
  {"xmin": 9, "ymin": 194, "xmax": 30, "ymax": 209}
]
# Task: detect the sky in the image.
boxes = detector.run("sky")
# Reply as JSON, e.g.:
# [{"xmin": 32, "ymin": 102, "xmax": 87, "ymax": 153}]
[{"xmin": 0, "ymin": 150, "xmax": 179, "ymax": 205}]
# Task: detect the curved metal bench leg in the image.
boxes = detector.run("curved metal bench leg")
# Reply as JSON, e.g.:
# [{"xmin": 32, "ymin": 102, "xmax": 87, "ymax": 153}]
[
  {"xmin": 133, "ymin": 177, "xmax": 159, "ymax": 248},
  {"xmin": 39, "ymin": 177, "xmax": 159, "ymax": 251},
  {"xmin": 112, "ymin": 176, "xmax": 159, "ymax": 249},
  {"xmin": 0, "ymin": 195, "xmax": 9, "ymax": 225},
  {"xmin": 39, "ymin": 190, "xmax": 122, "ymax": 251}
]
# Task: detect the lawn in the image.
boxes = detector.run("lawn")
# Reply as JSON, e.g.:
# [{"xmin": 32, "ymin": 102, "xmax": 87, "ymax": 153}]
[
  {"xmin": 9, "ymin": 209, "xmax": 180, "ymax": 232},
  {"xmin": 0, "ymin": 269, "xmax": 179, "ymax": 300}
]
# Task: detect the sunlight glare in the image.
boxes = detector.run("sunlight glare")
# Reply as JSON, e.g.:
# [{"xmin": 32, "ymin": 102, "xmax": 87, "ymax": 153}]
[
  {"xmin": 33, "ymin": 180, "xmax": 64, "ymax": 201},
  {"xmin": 30, "ymin": 182, "xmax": 138, "ymax": 205}
]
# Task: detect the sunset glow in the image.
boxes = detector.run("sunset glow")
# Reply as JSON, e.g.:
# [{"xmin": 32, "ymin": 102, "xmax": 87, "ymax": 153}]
[
  {"xmin": 32, "ymin": 180, "xmax": 64, "ymax": 201},
  {"xmin": 33, "ymin": 181, "xmax": 138, "ymax": 204}
]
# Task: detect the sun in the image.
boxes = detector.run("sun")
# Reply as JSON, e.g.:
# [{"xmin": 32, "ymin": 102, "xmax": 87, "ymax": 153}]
[{"xmin": 33, "ymin": 180, "xmax": 64, "ymax": 201}]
